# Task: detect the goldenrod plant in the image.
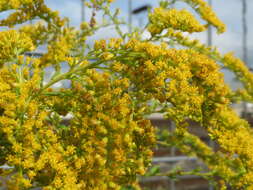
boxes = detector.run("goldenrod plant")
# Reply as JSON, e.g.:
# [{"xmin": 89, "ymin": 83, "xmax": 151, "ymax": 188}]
[{"xmin": 0, "ymin": 0, "xmax": 253, "ymax": 189}]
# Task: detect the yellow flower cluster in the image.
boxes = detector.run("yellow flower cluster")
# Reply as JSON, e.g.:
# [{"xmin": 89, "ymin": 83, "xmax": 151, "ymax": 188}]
[
  {"xmin": 86, "ymin": 0, "xmax": 115, "ymax": 8},
  {"xmin": 222, "ymin": 53, "xmax": 253, "ymax": 94},
  {"xmin": 113, "ymin": 38, "xmax": 253, "ymax": 188},
  {"xmin": 19, "ymin": 23, "xmax": 52, "ymax": 47},
  {"xmin": 0, "ymin": 0, "xmax": 33, "ymax": 11},
  {"xmin": 164, "ymin": 28, "xmax": 253, "ymax": 104},
  {"xmin": 1, "ymin": 0, "xmax": 253, "ymax": 189},
  {"xmin": 148, "ymin": 8, "xmax": 205, "ymax": 35},
  {"xmin": 0, "ymin": 60, "xmax": 155, "ymax": 189},
  {"xmin": 145, "ymin": 8, "xmax": 253, "ymax": 187},
  {"xmin": 0, "ymin": 0, "xmax": 65, "ymax": 28},
  {"xmin": 0, "ymin": 50, "xmax": 154, "ymax": 190},
  {"xmin": 0, "ymin": 30, "xmax": 34, "ymax": 67},
  {"xmin": 41, "ymin": 29, "xmax": 78, "ymax": 66},
  {"xmin": 182, "ymin": 0, "xmax": 226, "ymax": 33}
]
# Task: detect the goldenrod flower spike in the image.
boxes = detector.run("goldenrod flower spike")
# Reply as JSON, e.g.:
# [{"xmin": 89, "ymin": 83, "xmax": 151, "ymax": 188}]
[
  {"xmin": 181, "ymin": 0, "xmax": 226, "ymax": 33},
  {"xmin": 148, "ymin": 8, "xmax": 206, "ymax": 35},
  {"xmin": 1, "ymin": 0, "xmax": 253, "ymax": 189}
]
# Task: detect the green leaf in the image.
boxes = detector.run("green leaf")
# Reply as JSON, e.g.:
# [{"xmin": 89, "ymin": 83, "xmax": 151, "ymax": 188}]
[{"xmin": 145, "ymin": 165, "xmax": 160, "ymax": 177}]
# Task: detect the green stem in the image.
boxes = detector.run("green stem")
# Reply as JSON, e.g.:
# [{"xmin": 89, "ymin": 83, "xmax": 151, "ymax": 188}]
[
  {"xmin": 156, "ymin": 170, "xmax": 213, "ymax": 178},
  {"xmin": 103, "ymin": 6, "xmax": 124, "ymax": 39},
  {"xmin": 157, "ymin": 140, "xmax": 171, "ymax": 147},
  {"xmin": 40, "ymin": 60, "xmax": 103, "ymax": 92}
]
